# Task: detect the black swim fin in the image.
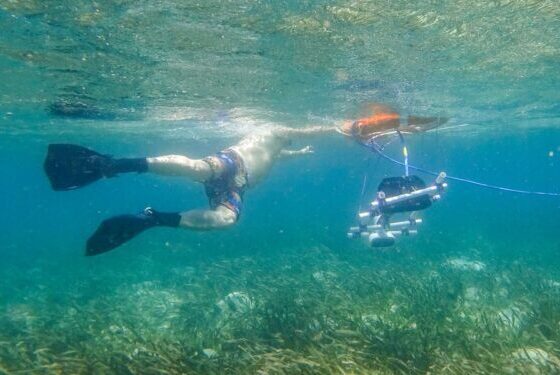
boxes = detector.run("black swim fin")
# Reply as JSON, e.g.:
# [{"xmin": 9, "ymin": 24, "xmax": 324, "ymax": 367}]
[
  {"xmin": 86, "ymin": 208, "xmax": 181, "ymax": 256},
  {"xmin": 44, "ymin": 144, "xmax": 148, "ymax": 191},
  {"xmin": 44, "ymin": 144, "xmax": 113, "ymax": 191}
]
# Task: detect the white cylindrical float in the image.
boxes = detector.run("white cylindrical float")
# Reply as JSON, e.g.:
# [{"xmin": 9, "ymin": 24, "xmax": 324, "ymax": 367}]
[
  {"xmin": 349, "ymin": 218, "xmax": 422, "ymax": 234},
  {"xmin": 367, "ymin": 229, "xmax": 418, "ymax": 247}
]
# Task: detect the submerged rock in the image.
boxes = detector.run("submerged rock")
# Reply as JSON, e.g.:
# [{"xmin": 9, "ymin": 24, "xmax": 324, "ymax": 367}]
[
  {"xmin": 214, "ymin": 292, "xmax": 256, "ymax": 337},
  {"xmin": 216, "ymin": 291, "xmax": 254, "ymax": 315},
  {"xmin": 202, "ymin": 348, "xmax": 218, "ymax": 358},
  {"xmin": 496, "ymin": 306, "xmax": 528, "ymax": 332},
  {"xmin": 544, "ymin": 279, "xmax": 560, "ymax": 289},
  {"xmin": 464, "ymin": 286, "xmax": 480, "ymax": 302},
  {"xmin": 361, "ymin": 313, "xmax": 382, "ymax": 326},
  {"xmin": 312, "ymin": 270, "xmax": 337, "ymax": 285},
  {"xmin": 445, "ymin": 257, "xmax": 486, "ymax": 272},
  {"xmin": 510, "ymin": 347, "xmax": 560, "ymax": 372}
]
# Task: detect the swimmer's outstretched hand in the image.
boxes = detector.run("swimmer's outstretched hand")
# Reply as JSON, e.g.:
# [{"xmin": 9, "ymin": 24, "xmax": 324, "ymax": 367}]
[
  {"xmin": 299, "ymin": 145, "xmax": 314, "ymax": 154},
  {"xmin": 279, "ymin": 145, "xmax": 314, "ymax": 158}
]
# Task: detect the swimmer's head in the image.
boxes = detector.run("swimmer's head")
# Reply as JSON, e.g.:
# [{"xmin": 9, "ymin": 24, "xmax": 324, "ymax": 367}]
[
  {"xmin": 337, "ymin": 120, "xmax": 372, "ymax": 141},
  {"xmin": 338, "ymin": 120, "xmax": 357, "ymax": 137}
]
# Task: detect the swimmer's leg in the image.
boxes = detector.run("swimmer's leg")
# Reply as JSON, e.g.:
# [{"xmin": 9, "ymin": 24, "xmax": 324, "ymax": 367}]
[
  {"xmin": 178, "ymin": 205, "xmax": 238, "ymax": 230},
  {"xmin": 146, "ymin": 155, "xmax": 224, "ymax": 182},
  {"xmin": 86, "ymin": 205, "xmax": 237, "ymax": 256},
  {"xmin": 86, "ymin": 207, "xmax": 181, "ymax": 256},
  {"xmin": 44, "ymin": 144, "xmax": 149, "ymax": 191},
  {"xmin": 44, "ymin": 143, "xmax": 228, "ymax": 191}
]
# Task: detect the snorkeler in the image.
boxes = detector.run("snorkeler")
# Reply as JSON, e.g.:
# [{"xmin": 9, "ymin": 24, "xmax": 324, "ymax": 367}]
[
  {"xmin": 44, "ymin": 126, "xmax": 335, "ymax": 256},
  {"xmin": 338, "ymin": 104, "xmax": 447, "ymax": 142}
]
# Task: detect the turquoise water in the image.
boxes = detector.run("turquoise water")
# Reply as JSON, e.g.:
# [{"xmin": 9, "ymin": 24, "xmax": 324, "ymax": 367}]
[{"xmin": 2, "ymin": 1, "xmax": 560, "ymax": 373}]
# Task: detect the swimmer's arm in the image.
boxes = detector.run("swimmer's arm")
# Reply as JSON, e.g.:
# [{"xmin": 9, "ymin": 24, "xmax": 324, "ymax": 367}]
[
  {"xmin": 279, "ymin": 146, "xmax": 314, "ymax": 158},
  {"xmin": 276, "ymin": 125, "xmax": 337, "ymax": 138}
]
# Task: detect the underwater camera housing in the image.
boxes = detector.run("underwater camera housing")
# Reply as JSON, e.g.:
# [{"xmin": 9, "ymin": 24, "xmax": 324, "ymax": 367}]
[{"xmin": 348, "ymin": 172, "xmax": 447, "ymax": 248}]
